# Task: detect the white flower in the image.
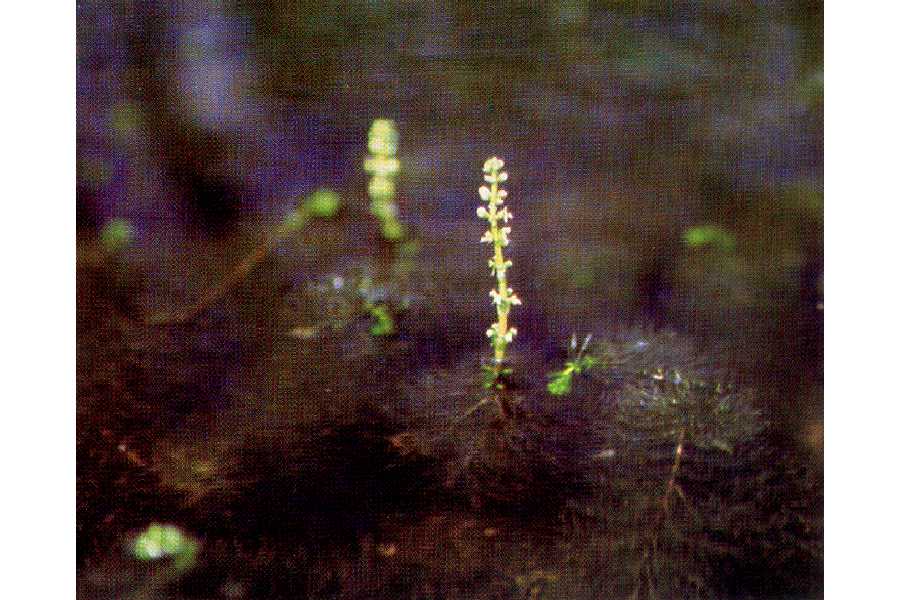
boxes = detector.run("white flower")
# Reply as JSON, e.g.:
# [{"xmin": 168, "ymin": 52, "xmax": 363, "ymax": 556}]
[
  {"xmin": 489, "ymin": 289, "xmax": 502, "ymax": 305},
  {"xmin": 476, "ymin": 206, "xmax": 489, "ymax": 219},
  {"xmin": 480, "ymin": 230, "xmax": 493, "ymax": 243},
  {"xmin": 483, "ymin": 157, "xmax": 504, "ymax": 173},
  {"xmin": 488, "ymin": 258, "xmax": 512, "ymax": 275},
  {"xmin": 479, "ymin": 186, "xmax": 491, "ymax": 201}
]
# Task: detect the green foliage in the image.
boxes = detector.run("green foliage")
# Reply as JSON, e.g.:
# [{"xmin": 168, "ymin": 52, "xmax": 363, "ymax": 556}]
[
  {"xmin": 547, "ymin": 334, "xmax": 598, "ymax": 396},
  {"xmin": 130, "ymin": 523, "xmax": 198, "ymax": 572},
  {"xmin": 547, "ymin": 334, "xmax": 599, "ymax": 396},
  {"xmin": 304, "ymin": 188, "xmax": 341, "ymax": 219},
  {"xmin": 547, "ymin": 355, "xmax": 597, "ymax": 395},
  {"xmin": 99, "ymin": 218, "xmax": 134, "ymax": 253},
  {"xmin": 682, "ymin": 224, "xmax": 736, "ymax": 252},
  {"xmin": 278, "ymin": 189, "xmax": 341, "ymax": 235},
  {"xmin": 481, "ymin": 364, "xmax": 512, "ymax": 389},
  {"xmin": 368, "ymin": 303, "xmax": 396, "ymax": 337}
]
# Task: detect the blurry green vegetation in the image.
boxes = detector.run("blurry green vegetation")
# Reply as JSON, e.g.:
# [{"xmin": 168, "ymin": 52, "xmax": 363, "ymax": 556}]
[
  {"xmin": 303, "ymin": 188, "xmax": 341, "ymax": 219},
  {"xmin": 131, "ymin": 523, "xmax": 198, "ymax": 572},
  {"xmin": 297, "ymin": 271, "xmax": 407, "ymax": 341},
  {"xmin": 277, "ymin": 188, "xmax": 341, "ymax": 236},
  {"xmin": 364, "ymin": 119, "xmax": 404, "ymax": 240},
  {"xmin": 99, "ymin": 218, "xmax": 134, "ymax": 254},
  {"xmin": 367, "ymin": 304, "xmax": 396, "ymax": 337},
  {"xmin": 683, "ymin": 224, "xmax": 737, "ymax": 253}
]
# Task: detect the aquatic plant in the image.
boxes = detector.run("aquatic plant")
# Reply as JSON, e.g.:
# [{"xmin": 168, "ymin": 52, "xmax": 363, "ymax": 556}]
[
  {"xmin": 547, "ymin": 334, "xmax": 598, "ymax": 395},
  {"xmin": 358, "ymin": 275, "xmax": 398, "ymax": 337},
  {"xmin": 478, "ymin": 157, "xmax": 521, "ymax": 387},
  {"xmin": 277, "ymin": 188, "xmax": 341, "ymax": 236},
  {"xmin": 364, "ymin": 119, "xmax": 404, "ymax": 240},
  {"xmin": 131, "ymin": 523, "xmax": 198, "ymax": 572}
]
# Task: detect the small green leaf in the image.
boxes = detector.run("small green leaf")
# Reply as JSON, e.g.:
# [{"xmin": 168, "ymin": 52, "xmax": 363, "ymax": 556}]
[
  {"xmin": 547, "ymin": 370, "xmax": 573, "ymax": 396},
  {"xmin": 369, "ymin": 304, "xmax": 396, "ymax": 336},
  {"xmin": 304, "ymin": 189, "xmax": 341, "ymax": 219},
  {"xmin": 131, "ymin": 523, "xmax": 188, "ymax": 561}
]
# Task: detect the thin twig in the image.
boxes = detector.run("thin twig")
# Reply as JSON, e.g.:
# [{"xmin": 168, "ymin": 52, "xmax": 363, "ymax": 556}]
[
  {"xmin": 630, "ymin": 427, "xmax": 687, "ymax": 599},
  {"xmin": 662, "ymin": 428, "xmax": 686, "ymax": 516},
  {"xmin": 146, "ymin": 229, "xmax": 282, "ymax": 325}
]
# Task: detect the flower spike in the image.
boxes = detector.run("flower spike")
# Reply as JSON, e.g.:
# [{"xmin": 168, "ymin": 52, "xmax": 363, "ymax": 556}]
[{"xmin": 478, "ymin": 156, "xmax": 521, "ymax": 384}]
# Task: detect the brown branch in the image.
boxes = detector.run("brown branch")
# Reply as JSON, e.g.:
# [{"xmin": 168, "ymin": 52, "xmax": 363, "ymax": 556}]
[
  {"xmin": 662, "ymin": 427, "xmax": 686, "ymax": 517},
  {"xmin": 630, "ymin": 427, "xmax": 687, "ymax": 599},
  {"xmin": 146, "ymin": 229, "xmax": 283, "ymax": 325}
]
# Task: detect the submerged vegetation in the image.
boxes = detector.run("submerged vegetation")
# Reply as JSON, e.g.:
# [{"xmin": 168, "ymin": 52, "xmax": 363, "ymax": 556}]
[{"xmin": 78, "ymin": 113, "xmax": 822, "ymax": 599}]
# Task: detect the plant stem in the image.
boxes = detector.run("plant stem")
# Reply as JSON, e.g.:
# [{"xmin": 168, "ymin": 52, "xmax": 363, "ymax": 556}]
[{"xmin": 489, "ymin": 178, "xmax": 509, "ymax": 367}]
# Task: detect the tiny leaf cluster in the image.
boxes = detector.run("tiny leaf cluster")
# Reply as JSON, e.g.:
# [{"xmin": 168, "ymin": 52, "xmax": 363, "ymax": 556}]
[{"xmin": 547, "ymin": 334, "xmax": 598, "ymax": 395}]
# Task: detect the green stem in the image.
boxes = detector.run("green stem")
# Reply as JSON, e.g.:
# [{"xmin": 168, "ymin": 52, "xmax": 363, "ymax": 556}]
[{"xmin": 489, "ymin": 178, "xmax": 509, "ymax": 367}]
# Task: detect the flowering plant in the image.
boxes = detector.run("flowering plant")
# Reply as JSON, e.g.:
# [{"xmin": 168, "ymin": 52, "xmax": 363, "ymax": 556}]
[
  {"xmin": 364, "ymin": 119, "xmax": 404, "ymax": 240},
  {"xmin": 478, "ymin": 157, "xmax": 521, "ymax": 386}
]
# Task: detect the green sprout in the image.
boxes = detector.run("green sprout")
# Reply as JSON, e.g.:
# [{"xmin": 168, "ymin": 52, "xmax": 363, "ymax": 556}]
[
  {"xmin": 364, "ymin": 119, "xmax": 404, "ymax": 240},
  {"xmin": 277, "ymin": 188, "xmax": 341, "ymax": 236},
  {"xmin": 130, "ymin": 523, "xmax": 198, "ymax": 572},
  {"xmin": 547, "ymin": 334, "xmax": 598, "ymax": 396},
  {"xmin": 478, "ymin": 157, "xmax": 521, "ymax": 386},
  {"xmin": 368, "ymin": 304, "xmax": 396, "ymax": 337},
  {"xmin": 357, "ymin": 275, "xmax": 397, "ymax": 337}
]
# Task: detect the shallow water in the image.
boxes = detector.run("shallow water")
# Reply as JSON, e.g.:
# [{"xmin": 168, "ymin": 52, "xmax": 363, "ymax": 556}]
[
  {"xmin": 78, "ymin": 2, "xmax": 821, "ymax": 597},
  {"xmin": 78, "ymin": 208, "xmax": 822, "ymax": 598}
]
